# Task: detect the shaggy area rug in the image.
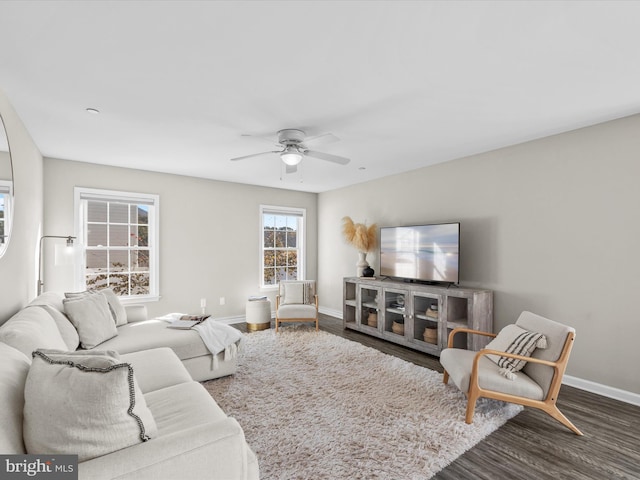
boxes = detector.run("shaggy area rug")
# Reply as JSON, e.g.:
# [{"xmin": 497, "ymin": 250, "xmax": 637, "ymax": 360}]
[{"xmin": 203, "ymin": 328, "xmax": 522, "ymax": 480}]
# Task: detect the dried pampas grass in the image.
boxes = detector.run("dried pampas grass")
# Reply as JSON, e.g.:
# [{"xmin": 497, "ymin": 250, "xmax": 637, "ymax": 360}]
[{"xmin": 342, "ymin": 216, "xmax": 377, "ymax": 252}]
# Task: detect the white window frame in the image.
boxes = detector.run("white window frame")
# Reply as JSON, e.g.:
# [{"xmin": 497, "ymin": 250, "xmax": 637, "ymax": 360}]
[
  {"xmin": 260, "ymin": 205, "xmax": 306, "ymax": 290},
  {"xmin": 0, "ymin": 180, "xmax": 12, "ymax": 253},
  {"xmin": 74, "ymin": 187, "xmax": 160, "ymax": 303}
]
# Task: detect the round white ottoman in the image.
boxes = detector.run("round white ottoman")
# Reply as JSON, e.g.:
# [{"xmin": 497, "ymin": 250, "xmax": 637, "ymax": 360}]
[{"xmin": 246, "ymin": 299, "xmax": 272, "ymax": 331}]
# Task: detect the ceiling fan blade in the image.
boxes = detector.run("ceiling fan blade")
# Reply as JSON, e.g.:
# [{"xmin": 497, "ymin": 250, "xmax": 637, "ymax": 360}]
[
  {"xmin": 303, "ymin": 150, "xmax": 350, "ymax": 165},
  {"xmin": 230, "ymin": 151, "xmax": 279, "ymax": 162},
  {"xmin": 285, "ymin": 164, "xmax": 298, "ymax": 174},
  {"xmin": 303, "ymin": 132, "xmax": 340, "ymax": 147}
]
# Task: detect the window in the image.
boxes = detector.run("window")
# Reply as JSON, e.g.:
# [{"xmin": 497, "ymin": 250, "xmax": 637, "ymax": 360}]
[
  {"xmin": 0, "ymin": 180, "xmax": 11, "ymax": 250},
  {"xmin": 75, "ymin": 187, "xmax": 159, "ymax": 300},
  {"xmin": 260, "ymin": 205, "xmax": 305, "ymax": 288}
]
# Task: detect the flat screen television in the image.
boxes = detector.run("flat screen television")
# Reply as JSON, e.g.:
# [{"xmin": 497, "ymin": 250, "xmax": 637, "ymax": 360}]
[{"xmin": 379, "ymin": 223, "xmax": 460, "ymax": 284}]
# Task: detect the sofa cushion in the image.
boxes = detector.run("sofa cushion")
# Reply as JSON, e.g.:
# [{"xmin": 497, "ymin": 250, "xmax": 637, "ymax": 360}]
[
  {"xmin": 26, "ymin": 292, "xmax": 80, "ymax": 350},
  {"xmin": 121, "ymin": 348, "xmax": 193, "ymax": 394},
  {"xmin": 100, "ymin": 288, "xmax": 128, "ymax": 326},
  {"xmin": 23, "ymin": 349, "xmax": 158, "ymax": 462},
  {"xmin": 0, "ymin": 342, "xmax": 30, "ymax": 454},
  {"xmin": 64, "ymin": 293, "xmax": 118, "ymax": 349},
  {"xmin": 144, "ymin": 381, "xmax": 228, "ymax": 436},
  {"xmin": 101, "ymin": 320, "xmax": 210, "ymax": 360},
  {"xmin": 67, "ymin": 289, "xmax": 128, "ymax": 326},
  {"xmin": 0, "ymin": 306, "xmax": 68, "ymax": 357}
]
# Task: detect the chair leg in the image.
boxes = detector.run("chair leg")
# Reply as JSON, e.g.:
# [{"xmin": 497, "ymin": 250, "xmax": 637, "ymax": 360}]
[
  {"xmin": 275, "ymin": 318, "xmax": 279, "ymax": 333},
  {"xmin": 465, "ymin": 384, "xmax": 480, "ymax": 424},
  {"xmin": 443, "ymin": 370, "xmax": 449, "ymax": 385},
  {"xmin": 544, "ymin": 404, "xmax": 583, "ymax": 436}
]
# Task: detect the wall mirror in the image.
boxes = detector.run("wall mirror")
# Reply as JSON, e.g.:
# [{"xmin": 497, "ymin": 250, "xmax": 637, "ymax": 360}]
[{"xmin": 0, "ymin": 112, "xmax": 13, "ymax": 258}]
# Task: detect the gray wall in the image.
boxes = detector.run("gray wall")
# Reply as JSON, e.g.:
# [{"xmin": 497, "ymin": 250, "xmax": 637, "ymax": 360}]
[
  {"xmin": 43, "ymin": 158, "xmax": 317, "ymax": 319},
  {"xmin": 0, "ymin": 88, "xmax": 43, "ymax": 323},
  {"xmin": 318, "ymin": 114, "xmax": 640, "ymax": 395}
]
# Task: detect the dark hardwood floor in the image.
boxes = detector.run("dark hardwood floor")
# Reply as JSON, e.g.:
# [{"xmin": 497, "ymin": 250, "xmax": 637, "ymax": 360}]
[{"xmin": 235, "ymin": 314, "xmax": 640, "ymax": 480}]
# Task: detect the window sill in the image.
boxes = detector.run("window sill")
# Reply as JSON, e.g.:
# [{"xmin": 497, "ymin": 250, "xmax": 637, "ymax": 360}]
[{"xmin": 119, "ymin": 295, "xmax": 160, "ymax": 305}]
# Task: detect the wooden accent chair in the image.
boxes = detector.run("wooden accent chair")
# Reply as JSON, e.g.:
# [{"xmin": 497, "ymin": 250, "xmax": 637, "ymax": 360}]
[
  {"xmin": 440, "ymin": 311, "xmax": 582, "ymax": 435},
  {"xmin": 275, "ymin": 280, "xmax": 319, "ymax": 332}
]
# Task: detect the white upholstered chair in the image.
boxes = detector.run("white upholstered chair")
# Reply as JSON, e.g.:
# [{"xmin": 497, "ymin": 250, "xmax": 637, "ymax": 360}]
[
  {"xmin": 440, "ymin": 311, "xmax": 582, "ymax": 435},
  {"xmin": 275, "ymin": 280, "xmax": 318, "ymax": 332}
]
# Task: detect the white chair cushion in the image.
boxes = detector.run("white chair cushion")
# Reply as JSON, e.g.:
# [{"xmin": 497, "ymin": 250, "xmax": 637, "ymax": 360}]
[
  {"xmin": 440, "ymin": 348, "xmax": 544, "ymax": 400},
  {"xmin": 64, "ymin": 293, "xmax": 118, "ymax": 349},
  {"xmin": 277, "ymin": 304, "xmax": 317, "ymax": 319},
  {"xmin": 23, "ymin": 349, "xmax": 158, "ymax": 462}
]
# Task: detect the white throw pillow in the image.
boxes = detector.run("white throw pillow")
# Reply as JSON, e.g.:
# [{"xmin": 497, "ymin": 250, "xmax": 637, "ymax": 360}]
[
  {"xmin": 23, "ymin": 349, "xmax": 157, "ymax": 462},
  {"xmin": 99, "ymin": 288, "xmax": 128, "ymax": 326},
  {"xmin": 281, "ymin": 282, "xmax": 314, "ymax": 305},
  {"xmin": 63, "ymin": 294, "xmax": 118, "ymax": 349},
  {"xmin": 484, "ymin": 324, "xmax": 547, "ymax": 380},
  {"xmin": 65, "ymin": 289, "xmax": 127, "ymax": 326}
]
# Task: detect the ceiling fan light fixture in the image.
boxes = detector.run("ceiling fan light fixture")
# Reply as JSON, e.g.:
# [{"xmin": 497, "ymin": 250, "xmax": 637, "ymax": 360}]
[{"xmin": 280, "ymin": 147, "xmax": 302, "ymax": 166}]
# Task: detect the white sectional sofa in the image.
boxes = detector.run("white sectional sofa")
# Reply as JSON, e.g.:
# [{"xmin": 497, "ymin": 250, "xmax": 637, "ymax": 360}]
[{"xmin": 0, "ymin": 292, "xmax": 259, "ymax": 480}]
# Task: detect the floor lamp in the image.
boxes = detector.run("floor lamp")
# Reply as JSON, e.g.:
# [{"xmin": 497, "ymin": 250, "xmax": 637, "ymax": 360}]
[{"xmin": 37, "ymin": 235, "xmax": 76, "ymax": 295}]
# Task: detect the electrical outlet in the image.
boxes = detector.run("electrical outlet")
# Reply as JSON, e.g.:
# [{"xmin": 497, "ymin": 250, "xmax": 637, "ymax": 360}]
[{"xmin": 219, "ymin": 297, "xmax": 225, "ymax": 306}]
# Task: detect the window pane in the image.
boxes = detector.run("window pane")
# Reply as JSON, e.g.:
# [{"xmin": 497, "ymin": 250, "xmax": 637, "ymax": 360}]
[
  {"xmin": 264, "ymin": 250, "xmax": 275, "ymax": 267},
  {"xmin": 86, "ymin": 249, "xmax": 107, "ymax": 269},
  {"xmin": 136, "ymin": 225, "xmax": 148, "ymax": 247},
  {"xmin": 109, "ymin": 250, "xmax": 128, "ymax": 271},
  {"xmin": 130, "ymin": 273, "xmax": 150, "ymax": 295},
  {"xmin": 87, "ymin": 201, "xmax": 107, "ymax": 222},
  {"xmin": 276, "ymin": 267, "xmax": 287, "ymax": 282},
  {"xmin": 286, "ymin": 216, "xmax": 297, "ymax": 230},
  {"xmin": 86, "ymin": 274, "xmax": 108, "ymax": 290},
  {"xmin": 275, "ymin": 250, "xmax": 287, "ymax": 267},
  {"xmin": 263, "ymin": 229, "xmax": 274, "ymax": 248},
  {"xmin": 109, "ymin": 203, "xmax": 129, "ymax": 223},
  {"xmin": 286, "ymin": 267, "xmax": 298, "ymax": 280},
  {"xmin": 286, "ymin": 250, "xmax": 297, "ymax": 266},
  {"xmin": 263, "ymin": 214, "xmax": 276, "ymax": 228},
  {"xmin": 87, "ymin": 224, "xmax": 107, "ymax": 247},
  {"xmin": 274, "ymin": 216, "xmax": 287, "ymax": 229},
  {"xmin": 275, "ymin": 231, "xmax": 286, "ymax": 247},
  {"xmin": 110, "ymin": 274, "xmax": 130, "ymax": 295},
  {"xmin": 137, "ymin": 205, "xmax": 149, "ymax": 225},
  {"xmin": 109, "ymin": 224, "xmax": 129, "ymax": 247},
  {"xmin": 131, "ymin": 250, "xmax": 150, "ymax": 271},
  {"xmin": 264, "ymin": 268, "xmax": 276, "ymax": 285},
  {"xmin": 287, "ymin": 231, "xmax": 297, "ymax": 247}
]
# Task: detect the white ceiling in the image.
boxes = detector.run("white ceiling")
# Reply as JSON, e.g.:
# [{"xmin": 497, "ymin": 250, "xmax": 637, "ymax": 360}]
[{"xmin": 1, "ymin": 1, "xmax": 639, "ymax": 193}]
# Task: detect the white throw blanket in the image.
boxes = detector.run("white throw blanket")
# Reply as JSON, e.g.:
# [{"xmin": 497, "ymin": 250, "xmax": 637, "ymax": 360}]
[{"xmin": 157, "ymin": 313, "xmax": 244, "ymax": 369}]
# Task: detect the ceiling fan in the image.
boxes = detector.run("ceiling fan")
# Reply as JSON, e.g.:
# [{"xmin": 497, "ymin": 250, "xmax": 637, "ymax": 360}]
[{"xmin": 230, "ymin": 129, "xmax": 350, "ymax": 173}]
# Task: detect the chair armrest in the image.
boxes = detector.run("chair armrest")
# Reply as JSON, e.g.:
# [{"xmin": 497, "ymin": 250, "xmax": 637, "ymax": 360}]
[
  {"xmin": 125, "ymin": 304, "xmax": 148, "ymax": 323},
  {"xmin": 447, "ymin": 327, "xmax": 496, "ymax": 348},
  {"xmin": 473, "ymin": 348, "xmax": 558, "ymax": 368},
  {"xmin": 275, "ymin": 295, "xmax": 280, "ymax": 310}
]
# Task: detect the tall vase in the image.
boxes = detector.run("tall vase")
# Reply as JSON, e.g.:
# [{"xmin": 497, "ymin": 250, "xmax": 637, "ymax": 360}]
[{"xmin": 356, "ymin": 251, "xmax": 369, "ymax": 277}]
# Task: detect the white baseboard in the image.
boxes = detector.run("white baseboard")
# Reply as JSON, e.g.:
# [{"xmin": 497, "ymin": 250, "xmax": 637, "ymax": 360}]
[
  {"xmin": 319, "ymin": 306, "xmax": 342, "ymax": 319},
  {"xmin": 562, "ymin": 375, "xmax": 640, "ymax": 407},
  {"xmin": 283, "ymin": 307, "xmax": 640, "ymax": 407}
]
